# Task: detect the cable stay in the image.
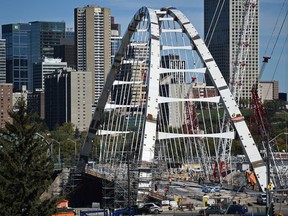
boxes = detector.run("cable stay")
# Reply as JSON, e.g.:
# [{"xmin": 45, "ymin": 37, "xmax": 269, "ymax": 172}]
[{"xmin": 259, "ymin": 0, "xmax": 288, "ymax": 79}]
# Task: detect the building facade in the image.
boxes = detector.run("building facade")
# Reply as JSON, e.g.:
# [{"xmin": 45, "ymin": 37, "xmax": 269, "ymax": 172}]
[
  {"xmin": 112, "ymin": 44, "xmax": 149, "ymax": 109},
  {"xmin": 204, "ymin": 0, "xmax": 259, "ymax": 100},
  {"xmin": 13, "ymin": 85, "xmax": 28, "ymax": 107},
  {"xmin": 30, "ymin": 21, "xmax": 66, "ymax": 63},
  {"xmin": 168, "ymin": 83, "xmax": 218, "ymax": 128},
  {"xmin": 54, "ymin": 38, "xmax": 76, "ymax": 69},
  {"xmin": 44, "ymin": 68, "xmax": 92, "ymax": 131},
  {"xmin": 65, "ymin": 27, "xmax": 75, "ymax": 39},
  {"xmin": 70, "ymin": 70, "xmax": 93, "ymax": 131},
  {"xmin": 258, "ymin": 80, "xmax": 279, "ymax": 102},
  {"xmin": 111, "ymin": 16, "xmax": 122, "ymax": 64},
  {"xmin": 27, "ymin": 89, "xmax": 45, "ymax": 119},
  {"xmin": 2, "ymin": 21, "xmax": 66, "ymax": 92},
  {"xmin": 2, "ymin": 23, "xmax": 31, "ymax": 91},
  {"xmin": 0, "ymin": 83, "xmax": 13, "ymax": 128},
  {"xmin": 0, "ymin": 39, "xmax": 6, "ymax": 83},
  {"xmin": 75, "ymin": 5, "xmax": 111, "ymax": 104},
  {"xmin": 33, "ymin": 57, "xmax": 67, "ymax": 91}
]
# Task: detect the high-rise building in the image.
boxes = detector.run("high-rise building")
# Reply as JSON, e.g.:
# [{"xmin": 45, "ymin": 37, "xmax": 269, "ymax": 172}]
[
  {"xmin": 161, "ymin": 55, "xmax": 185, "ymax": 84},
  {"xmin": 112, "ymin": 44, "xmax": 149, "ymax": 108},
  {"xmin": 33, "ymin": 57, "xmax": 67, "ymax": 91},
  {"xmin": 0, "ymin": 39, "xmax": 6, "ymax": 83},
  {"xmin": 54, "ymin": 38, "xmax": 75, "ymax": 69},
  {"xmin": 30, "ymin": 21, "xmax": 66, "ymax": 64},
  {"xmin": 111, "ymin": 16, "xmax": 122, "ymax": 64},
  {"xmin": 2, "ymin": 21, "xmax": 66, "ymax": 92},
  {"xmin": 2, "ymin": 23, "xmax": 31, "ymax": 91},
  {"xmin": 0, "ymin": 83, "xmax": 13, "ymax": 128},
  {"xmin": 259, "ymin": 80, "xmax": 279, "ymax": 102},
  {"xmin": 160, "ymin": 55, "xmax": 187, "ymax": 127},
  {"xmin": 44, "ymin": 68, "xmax": 92, "ymax": 131},
  {"xmin": 27, "ymin": 89, "xmax": 45, "ymax": 119},
  {"xmin": 75, "ymin": 5, "xmax": 111, "ymax": 104},
  {"xmin": 204, "ymin": 0, "xmax": 259, "ymax": 100},
  {"xmin": 65, "ymin": 27, "xmax": 75, "ymax": 39}
]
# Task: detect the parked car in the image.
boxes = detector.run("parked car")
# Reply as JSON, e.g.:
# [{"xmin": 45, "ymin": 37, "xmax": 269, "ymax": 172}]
[
  {"xmin": 201, "ymin": 187, "xmax": 220, "ymax": 193},
  {"xmin": 199, "ymin": 205, "xmax": 226, "ymax": 215},
  {"xmin": 210, "ymin": 187, "xmax": 221, "ymax": 193},
  {"xmin": 225, "ymin": 204, "xmax": 248, "ymax": 214},
  {"xmin": 257, "ymin": 194, "xmax": 267, "ymax": 205},
  {"xmin": 141, "ymin": 203, "xmax": 163, "ymax": 214},
  {"xmin": 201, "ymin": 187, "xmax": 211, "ymax": 193},
  {"xmin": 132, "ymin": 205, "xmax": 150, "ymax": 215}
]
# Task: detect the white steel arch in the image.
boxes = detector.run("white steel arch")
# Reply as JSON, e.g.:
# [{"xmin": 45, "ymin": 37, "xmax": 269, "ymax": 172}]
[
  {"xmin": 79, "ymin": 7, "xmax": 158, "ymax": 163},
  {"xmin": 161, "ymin": 7, "xmax": 266, "ymax": 191},
  {"xmin": 79, "ymin": 6, "xmax": 268, "ymax": 204}
]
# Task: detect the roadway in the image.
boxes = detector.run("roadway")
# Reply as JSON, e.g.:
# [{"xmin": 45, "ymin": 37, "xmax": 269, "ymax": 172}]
[
  {"xmin": 82, "ymin": 167, "xmax": 288, "ymax": 215},
  {"xmin": 151, "ymin": 180, "xmax": 288, "ymax": 216}
]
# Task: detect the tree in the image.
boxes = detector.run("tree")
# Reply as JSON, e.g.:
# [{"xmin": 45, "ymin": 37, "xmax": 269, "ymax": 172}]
[
  {"xmin": 49, "ymin": 123, "xmax": 77, "ymax": 166},
  {"xmin": 0, "ymin": 97, "xmax": 57, "ymax": 215},
  {"xmin": 74, "ymin": 127, "xmax": 80, "ymax": 139}
]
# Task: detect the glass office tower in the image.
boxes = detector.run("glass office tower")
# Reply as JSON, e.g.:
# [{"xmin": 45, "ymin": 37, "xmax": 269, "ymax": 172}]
[
  {"xmin": 30, "ymin": 21, "xmax": 65, "ymax": 64},
  {"xmin": 2, "ymin": 21, "xmax": 65, "ymax": 92},
  {"xmin": 2, "ymin": 23, "xmax": 31, "ymax": 91}
]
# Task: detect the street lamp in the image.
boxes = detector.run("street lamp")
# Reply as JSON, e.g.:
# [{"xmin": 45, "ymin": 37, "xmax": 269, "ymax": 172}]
[
  {"xmin": 35, "ymin": 133, "xmax": 52, "ymax": 157},
  {"xmin": 51, "ymin": 139, "xmax": 61, "ymax": 164},
  {"xmin": 269, "ymin": 132, "xmax": 288, "ymax": 145}
]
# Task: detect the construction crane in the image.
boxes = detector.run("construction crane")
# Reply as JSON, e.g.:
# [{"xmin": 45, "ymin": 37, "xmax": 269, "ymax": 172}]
[
  {"xmin": 214, "ymin": 0, "xmax": 259, "ymax": 182},
  {"xmin": 249, "ymin": 40, "xmax": 287, "ymax": 190},
  {"xmin": 248, "ymin": 0, "xmax": 288, "ymax": 190}
]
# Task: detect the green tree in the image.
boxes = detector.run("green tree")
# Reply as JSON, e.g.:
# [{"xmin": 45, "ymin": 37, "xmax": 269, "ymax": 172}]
[
  {"xmin": 49, "ymin": 123, "xmax": 77, "ymax": 166},
  {"xmin": 0, "ymin": 97, "xmax": 57, "ymax": 215}
]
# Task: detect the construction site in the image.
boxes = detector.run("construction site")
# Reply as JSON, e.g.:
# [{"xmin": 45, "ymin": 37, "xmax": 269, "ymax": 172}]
[{"xmin": 48, "ymin": 3, "xmax": 288, "ymax": 216}]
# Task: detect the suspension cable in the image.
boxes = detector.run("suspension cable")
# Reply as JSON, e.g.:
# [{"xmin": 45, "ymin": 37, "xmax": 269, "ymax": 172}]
[
  {"xmin": 263, "ymin": 0, "xmax": 287, "ymax": 55},
  {"xmin": 260, "ymin": 0, "xmax": 288, "ymax": 79},
  {"xmin": 263, "ymin": 34, "xmax": 288, "ymax": 101}
]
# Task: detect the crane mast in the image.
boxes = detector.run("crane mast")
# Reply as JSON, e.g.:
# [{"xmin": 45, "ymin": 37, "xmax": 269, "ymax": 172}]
[
  {"xmin": 215, "ymin": 0, "xmax": 259, "ymax": 182},
  {"xmin": 250, "ymin": 86, "xmax": 286, "ymax": 188}
]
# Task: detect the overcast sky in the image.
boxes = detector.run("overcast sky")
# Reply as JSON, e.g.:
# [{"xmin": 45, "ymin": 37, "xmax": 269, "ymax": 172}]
[{"xmin": 0, "ymin": 0, "xmax": 287, "ymax": 93}]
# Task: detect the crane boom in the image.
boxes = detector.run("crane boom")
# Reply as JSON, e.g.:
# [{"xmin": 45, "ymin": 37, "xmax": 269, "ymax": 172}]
[{"xmin": 215, "ymin": 0, "xmax": 261, "ymax": 186}]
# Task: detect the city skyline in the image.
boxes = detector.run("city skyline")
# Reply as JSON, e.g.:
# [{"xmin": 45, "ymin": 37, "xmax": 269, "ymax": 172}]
[{"xmin": 0, "ymin": 0, "xmax": 287, "ymax": 94}]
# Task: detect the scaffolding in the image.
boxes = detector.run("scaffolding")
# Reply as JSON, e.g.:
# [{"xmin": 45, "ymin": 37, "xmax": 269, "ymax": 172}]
[
  {"xmin": 62, "ymin": 166, "xmax": 82, "ymax": 197},
  {"xmin": 101, "ymin": 153, "xmax": 167, "ymax": 209},
  {"xmin": 102, "ymin": 163, "xmax": 139, "ymax": 209}
]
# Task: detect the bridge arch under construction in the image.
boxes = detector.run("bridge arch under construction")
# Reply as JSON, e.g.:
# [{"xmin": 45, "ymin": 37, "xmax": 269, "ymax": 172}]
[{"xmin": 74, "ymin": 6, "xmax": 273, "ymax": 209}]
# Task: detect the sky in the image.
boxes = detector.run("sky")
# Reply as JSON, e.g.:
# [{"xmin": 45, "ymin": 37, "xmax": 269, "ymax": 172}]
[{"xmin": 0, "ymin": 0, "xmax": 287, "ymax": 94}]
